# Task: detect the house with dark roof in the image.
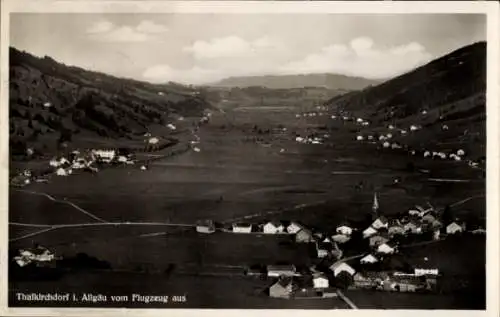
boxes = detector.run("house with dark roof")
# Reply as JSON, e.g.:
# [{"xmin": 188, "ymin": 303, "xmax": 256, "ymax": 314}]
[
  {"xmin": 263, "ymin": 221, "xmax": 285, "ymax": 234},
  {"xmin": 269, "ymin": 277, "xmax": 294, "ymax": 298},
  {"xmin": 196, "ymin": 220, "xmax": 216, "ymax": 234},
  {"xmin": 295, "ymin": 228, "xmax": 315, "ymax": 243}
]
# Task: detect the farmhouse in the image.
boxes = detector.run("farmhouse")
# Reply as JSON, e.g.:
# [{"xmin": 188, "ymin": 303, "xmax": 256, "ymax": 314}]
[
  {"xmin": 363, "ymin": 226, "xmax": 378, "ymax": 238},
  {"xmin": 56, "ymin": 168, "xmax": 68, "ymax": 176},
  {"xmin": 329, "ymin": 262, "xmax": 356, "ymax": 277},
  {"xmin": 336, "ymin": 225, "xmax": 353, "ymax": 236},
  {"xmin": 295, "ymin": 228, "xmax": 315, "ymax": 243},
  {"xmin": 313, "ymin": 274, "xmax": 330, "ymax": 289},
  {"xmin": 263, "ymin": 221, "xmax": 285, "ymax": 234},
  {"xmin": 404, "ymin": 221, "xmax": 422, "ymax": 234},
  {"xmin": 287, "ymin": 222, "xmax": 304, "ymax": 234},
  {"xmin": 148, "ymin": 137, "xmax": 159, "ymax": 144},
  {"xmin": 267, "ymin": 265, "xmax": 297, "ymax": 277},
  {"xmin": 369, "ymin": 235, "xmax": 389, "ymax": 248},
  {"xmin": 376, "ymin": 243, "xmax": 396, "ymax": 255},
  {"xmin": 371, "ymin": 216, "xmax": 389, "ymax": 230},
  {"xmin": 196, "ymin": 220, "xmax": 216, "ymax": 234},
  {"xmin": 269, "ymin": 277, "xmax": 294, "ymax": 298},
  {"xmin": 232, "ymin": 223, "xmax": 253, "ymax": 233},
  {"xmin": 386, "ymin": 275, "xmax": 426, "ymax": 292},
  {"xmin": 388, "ymin": 225, "xmax": 405, "ymax": 236},
  {"xmin": 332, "ymin": 234, "xmax": 351, "ymax": 244},
  {"xmin": 446, "ymin": 222, "xmax": 463, "ymax": 235},
  {"xmin": 422, "ymin": 213, "xmax": 437, "ymax": 224},
  {"xmin": 414, "ymin": 268, "xmax": 439, "ymax": 276},
  {"xmin": 360, "ymin": 254, "xmax": 379, "ymax": 264}
]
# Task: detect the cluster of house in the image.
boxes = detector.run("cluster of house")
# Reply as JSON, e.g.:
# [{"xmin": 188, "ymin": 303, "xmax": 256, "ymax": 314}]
[
  {"xmin": 257, "ymin": 193, "xmax": 482, "ymax": 298},
  {"xmin": 13, "ymin": 245, "xmax": 58, "ymax": 268},
  {"xmin": 294, "ymin": 134, "xmax": 330, "ymax": 145},
  {"xmin": 195, "ymin": 220, "xmax": 316, "ymax": 241},
  {"xmin": 323, "ymin": 109, "xmax": 482, "ymax": 170},
  {"xmin": 295, "ymin": 112, "xmax": 329, "ymax": 118},
  {"xmin": 47, "ymin": 149, "xmax": 136, "ymax": 177}
]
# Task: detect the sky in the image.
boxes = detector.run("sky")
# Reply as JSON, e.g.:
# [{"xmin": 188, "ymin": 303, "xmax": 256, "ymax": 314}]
[{"xmin": 10, "ymin": 13, "xmax": 486, "ymax": 85}]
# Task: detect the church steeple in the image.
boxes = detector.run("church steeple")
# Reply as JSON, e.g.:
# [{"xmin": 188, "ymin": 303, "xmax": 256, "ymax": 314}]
[{"xmin": 372, "ymin": 192, "xmax": 379, "ymax": 219}]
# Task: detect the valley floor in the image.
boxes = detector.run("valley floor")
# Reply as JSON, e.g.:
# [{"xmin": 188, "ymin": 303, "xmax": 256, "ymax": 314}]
[{"xmin": 8, "ymin": 105, "xmax": 486, "ymax": 309}]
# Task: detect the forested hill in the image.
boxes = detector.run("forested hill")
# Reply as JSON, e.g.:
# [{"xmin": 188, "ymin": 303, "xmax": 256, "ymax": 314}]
[{"xmin": 9, "ymin": 47, "xmax": 211, "ymax": 153}]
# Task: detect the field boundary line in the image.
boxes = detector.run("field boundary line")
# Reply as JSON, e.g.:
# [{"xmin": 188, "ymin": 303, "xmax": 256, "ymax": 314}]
[
  {"xmin": 336, "ymin": 290, "xmax": 358, "ymax": 309},
  {"xmin": 11, "ymin": 188, "xmax": 108, "ymax": 223}
]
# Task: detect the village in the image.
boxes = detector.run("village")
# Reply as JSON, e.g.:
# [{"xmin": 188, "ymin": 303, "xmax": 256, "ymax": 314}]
[
  {"xmin": 10, "ymin": 103, "xmax": 485, "ymax": 304},
  {"xmin": 190, "ymin": 190, "xmax": 485, "ymax": 300}
]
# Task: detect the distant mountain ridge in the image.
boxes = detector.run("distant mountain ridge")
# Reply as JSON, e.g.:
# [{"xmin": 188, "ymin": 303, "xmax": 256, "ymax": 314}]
[{"xmin": 210, "ymin": 73, "xmax": 382, "ymax": 90}]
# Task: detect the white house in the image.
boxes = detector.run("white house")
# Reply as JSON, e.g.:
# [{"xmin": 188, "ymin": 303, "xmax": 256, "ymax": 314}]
[
  {"xmin": 148, "ymin": 137, "xmax": 159, "ymax": 145},
  {"xmin": 421, "ymin": 110, "xmax": 428, "ymax": 115},
  {"xmin": 371, "ymin": 216, "xmax": 389, "ymax": 230},
  {"xmin": 376, "ymin": 243, "xmax": 395, "ymax": 254},
  {"xmin": 363, "ymin": 226, "xmax": 378, "ymax": 238},
  {"xmin": 336, "ymin": 225, "xmax": 353, "ymax": 236},
  {"xmin": 367, "ymin": 135, "xmax": 374, "ymax": 140},
  {"xmin": 360, "ymin": 254, "xmax": 378, "ymax": 264},
  {"xmin": 332, "ymin": 234, "xmax": 351, "ymax": 244},
  {"xmin": 313, "ymin": 274, "xmax": 329, "ymax": 289},
  {"xmin": 369, "ymin": 235, "xmax": 389, "ymax": 248},
  {"xmin": 391, "ymin": 143, "xmax": 402, "ymax": 149},
  {"xmin": 329, "ymin": 262, "xmax": 356, "ymax": 277},
  {"xmin": 379, "ymin": 135, "xmax": 386, "ymax": 141},
  {"xmin": 383, "ymin": 141, "xmax": 391, "ymax": 148},
  {"xmin": 408, "ymin": 209, "xmax": 420, "ymax": 216},
  {"xmin": 232, "ymin": 223, "xmax": 253, "ymax": 233},
  {"xmin": 267, "ymin": 265, "xmax": 297, "ymax": 277},
  {"xmin": 357, "ymin": 118, "xmax": 364, "ymax": 123},
  {"xmin": 457, "ymin": 149, "xmax": 466, "ymax": 156},
  {"xmin": 92, "ymin": 149, "xmax": 116, "ymax": 162},
  {"xmin": 442, "ymin": 125, "xmax": 449, "ymax": 130},
  {"xmin": 414, "ymin": 268, "xmax": 439, "ymax": 276},
  {"xmin": 356, "ymin": 135, "xmax": 364, "ymax": 141},
  {"xmin": 56, "ymin": 168, "xmax": 68, "ymax": 176},
  {"xmin": 386, "ymin": 133, "xmax": 393, "ymax": 139},
  {"xmin": 404, "ymin": 221, "xmax": 422, "ymax": 234},
  {"xmin": 140, "ymin": 165, "xmax": 147, "ymax": 171},
  {"xmin": 424, "ymin": 151, "xmax": 431, "ymax": 158},
  {"xmin": 263, "ymin": 221, "xmax": 284, "ymax": 234},
  {"xmin": 388, "ymin": 125, "xmax": 395, "ymax": 130},
  {"xmin": 196, "ymin": 220, "xmax": 216, "ymax": 234},
  {"xmin": 362, "ymin": 121, "xmax": 369, "ymax": 126},
  {"xmin": 59, "ymin": 157, "xmax": 70, "ymax": 165},
  {"xmin": 295, "ymin": 136, "xmax": 304, "ymax": 143},
  {"xmin": 410, "ymin": 125, "xmax": 419, "ymax": 131},
  {"xmin": 287, "ymin": 222, "xmax": 304, "ymax": 234},
  {"xmin": 193, "ymin": 147, "xmax": 201, "ymax": 153},
  {"xmin": 167, "ymin": 123, "xmax": 177, "ymax": 130},
  {"xmin": 446, "ymin": 222, "xmax": 463, "ymax": 235},
  {"xmin": 331, "ymin": 115, "xmax": 336, "ymax": 119},
  {"xmin": 317, "ymin": 248, "xmax": 329, "ymax": 259},
  {"xmin": 401, "ymin": 130, "xmax": 407, "ymax": 135},
  {"xmin": 49, "ymin": 158, "xmax": 60, "ymax": 167}
]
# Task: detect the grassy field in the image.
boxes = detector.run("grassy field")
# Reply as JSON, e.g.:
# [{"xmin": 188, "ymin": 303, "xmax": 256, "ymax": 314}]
[{"xmin": 9, "ymin": 105, "xmax": 486, "ymax": 309}]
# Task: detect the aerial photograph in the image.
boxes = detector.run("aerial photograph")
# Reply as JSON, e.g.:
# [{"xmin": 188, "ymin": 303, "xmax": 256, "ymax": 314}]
[{"xmin": 7, "ymin": 12, "xmax": 487, "ymax": 310}]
